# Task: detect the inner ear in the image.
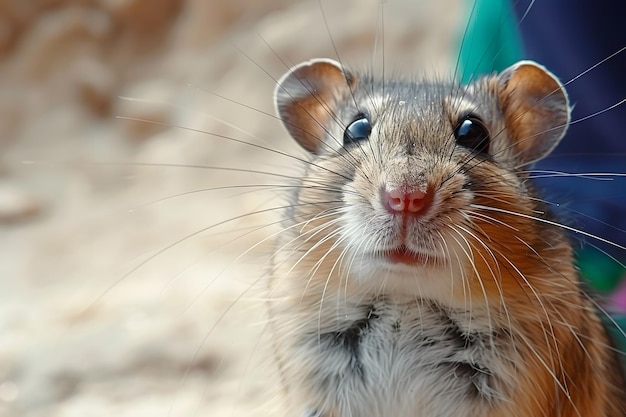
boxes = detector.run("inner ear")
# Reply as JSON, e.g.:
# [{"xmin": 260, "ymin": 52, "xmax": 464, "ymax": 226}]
[
  {"xmin": 497, "ymin": 60, "xmax": 570, "ymax": 165},
  {"xmin": 274, "ymin": 58, "xmax": 356, "ymax": 154}
]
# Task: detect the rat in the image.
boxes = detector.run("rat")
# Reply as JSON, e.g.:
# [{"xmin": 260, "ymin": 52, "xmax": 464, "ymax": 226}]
[{"xmin": 265, "ymin": 58, "xmax": 626, "ymax": 417}]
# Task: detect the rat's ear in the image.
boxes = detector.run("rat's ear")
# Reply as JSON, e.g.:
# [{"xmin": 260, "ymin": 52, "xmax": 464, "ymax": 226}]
[
  {"xmin": 497, "ymin": 60, "xmax": 570, "ymax": 165},
  {"xmin": 274, "ymin": 58, "xmax": 356, "ymax": 154}
]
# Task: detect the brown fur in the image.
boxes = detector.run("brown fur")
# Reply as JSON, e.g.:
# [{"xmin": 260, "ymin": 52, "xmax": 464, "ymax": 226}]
[{"xmin": 269, "ymin": 58, "xmax": 626, "ymax": 416}]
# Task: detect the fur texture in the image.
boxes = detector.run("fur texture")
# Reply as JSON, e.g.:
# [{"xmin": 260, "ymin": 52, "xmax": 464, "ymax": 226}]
[{"xmin": 268, "ymin": 59, "xmax": 626, "ymax": 417}]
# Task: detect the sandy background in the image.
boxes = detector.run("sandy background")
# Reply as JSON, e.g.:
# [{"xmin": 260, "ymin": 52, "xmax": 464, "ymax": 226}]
[{"xmin": 0, "ymin": 1, "xmax": 462, "ymax": 416}]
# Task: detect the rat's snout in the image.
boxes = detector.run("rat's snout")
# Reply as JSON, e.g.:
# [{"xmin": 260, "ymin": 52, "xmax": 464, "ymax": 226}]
[{"xmin": 381, "ymin": 186, "xmax": 433, "ymax": 216}]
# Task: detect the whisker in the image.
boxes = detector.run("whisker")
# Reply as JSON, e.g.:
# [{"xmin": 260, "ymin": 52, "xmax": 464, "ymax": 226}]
[
  {"xmin": 570, "ymin": 97, "xmax": 626, "ymax": 126},
  {"xmin": 471, "ymin": 204, "xmax": 626, "ymax": 253},
  {"xmin": 114, "ymin": 116, "xmax": 355, "ymax": 182},
  {"xmin": 88, "ymin": 200, "xmax": 342, "ymax": 310}
]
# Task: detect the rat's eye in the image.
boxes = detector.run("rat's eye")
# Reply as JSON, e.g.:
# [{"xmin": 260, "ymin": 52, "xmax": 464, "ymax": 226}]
[
  {"xmin": 343, "ymin": 114, "xmax": 372, "ymax": 145},
  {"xmin": 454, "ymin": 115, "xmax": 490, "ymax": 154}
]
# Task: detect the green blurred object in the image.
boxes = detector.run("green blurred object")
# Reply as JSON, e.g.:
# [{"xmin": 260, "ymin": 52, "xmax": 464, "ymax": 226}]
[
  {"xmin": 458, "ymin": 0, "xmax": 523, "ymax": 84},
  {"xmin": 577, "ymin": 246, "xmax": 626, "ymax": 293},
  {"xmin": 579, "ymin": 246, "xmax": 626, "ymax": 355}
]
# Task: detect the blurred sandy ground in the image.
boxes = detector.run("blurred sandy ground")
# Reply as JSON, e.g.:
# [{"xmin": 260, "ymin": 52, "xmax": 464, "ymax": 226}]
[{"xmin": 0, "ymin": 1, "xmax": 461, "ymax": 416}]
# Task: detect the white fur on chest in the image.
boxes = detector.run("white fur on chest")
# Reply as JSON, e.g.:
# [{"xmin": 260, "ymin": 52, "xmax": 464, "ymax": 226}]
[{"xmin": 286, "ymin": 297, "xmax": 514, "ymax": 417}]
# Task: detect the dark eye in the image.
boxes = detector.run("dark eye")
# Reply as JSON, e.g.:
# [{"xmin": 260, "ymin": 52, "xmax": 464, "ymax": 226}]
[
  {"xmin": 343, "ymin": 114, "xmax": 372, "ymax": 145},
  {"xmin": 454, "ymin": 115, "xmax": 490, "ymax": 154}
]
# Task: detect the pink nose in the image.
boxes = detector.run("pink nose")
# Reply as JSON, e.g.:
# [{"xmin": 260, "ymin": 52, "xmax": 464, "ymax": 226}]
[{"xmin": 382, "ymin": 187, "xmax": 432, "ymax": 215}]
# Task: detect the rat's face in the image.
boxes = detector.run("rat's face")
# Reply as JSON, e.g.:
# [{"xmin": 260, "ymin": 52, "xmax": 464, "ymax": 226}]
[{"xmin": 274, "ymin": 59, "xmax": 570, "ymax": 303}]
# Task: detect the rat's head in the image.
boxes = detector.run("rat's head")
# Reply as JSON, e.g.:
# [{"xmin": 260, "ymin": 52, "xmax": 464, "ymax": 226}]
[{"xmin": 274, "ymin": 58, "xmax": 570, "ymax": 304}]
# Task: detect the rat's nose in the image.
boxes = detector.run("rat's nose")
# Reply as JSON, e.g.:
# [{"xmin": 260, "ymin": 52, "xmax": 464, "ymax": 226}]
[{"xmin": 382, "ymin": 187, "xmax": 432, "ymax": 216}]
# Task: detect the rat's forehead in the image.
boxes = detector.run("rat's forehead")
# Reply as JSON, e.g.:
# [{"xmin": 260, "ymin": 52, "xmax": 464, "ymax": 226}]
[
  {"xmin": 442, "ymin": 84, "xmax": 489, "ymax": 116},
  {"xmin": 351, "ymin": 80, "xmax": 477, "ymax": 112},
  {"xmin": 342, "ymin": 80, "xmax": 497, "ymax": 135},
  {"xmin": 349, "ymin": 91, "xmax": 444, "ymax": 122}
]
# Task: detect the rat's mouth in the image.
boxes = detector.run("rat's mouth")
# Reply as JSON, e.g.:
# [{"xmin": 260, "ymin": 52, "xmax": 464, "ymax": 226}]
[{"xmin": 383, "ymin": 245, "xmax": 439, "ymax": 266}]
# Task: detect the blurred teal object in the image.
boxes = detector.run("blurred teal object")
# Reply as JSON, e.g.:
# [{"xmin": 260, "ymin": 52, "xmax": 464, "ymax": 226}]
[
  {"xmin": 458, "ymin": 0, "xmax": 523, "ymax": 83},
  {"xmin": 577, "ymin": 246, "xmax": 625, "ymax": 293}
]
